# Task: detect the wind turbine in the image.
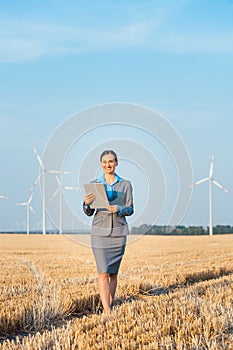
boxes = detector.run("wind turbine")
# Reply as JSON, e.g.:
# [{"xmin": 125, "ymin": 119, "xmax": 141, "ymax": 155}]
[
  {"xmin": 31, "ymin": 147, "xmax": 70, "ymax": 235},
  {"xmin": 16, "ymin": 194, "xmax": 35, "ymax": 234},
  {"xmin": 50, "ymin": 176, "xmax": 79, "ymax": 234},
  {"xmin": 190, "ymin": 155, "xmax": 228, "ymax": 236}
]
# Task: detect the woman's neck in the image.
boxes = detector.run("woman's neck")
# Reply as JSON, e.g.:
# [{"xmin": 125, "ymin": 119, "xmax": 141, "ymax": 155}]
[{"xmin": 104, "ymin": 173, "xmax": 115, "ymax": 185}]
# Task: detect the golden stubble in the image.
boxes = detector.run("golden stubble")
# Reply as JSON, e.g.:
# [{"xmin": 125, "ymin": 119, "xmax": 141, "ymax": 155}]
[{"xmin": 0, "ymin": 234, "xmax": 233, "ymax": 349}]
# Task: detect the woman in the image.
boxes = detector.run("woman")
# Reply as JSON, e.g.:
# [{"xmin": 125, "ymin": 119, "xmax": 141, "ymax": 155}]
[{"xmin": 83, "ymin": 150, "xmax": 134, "ymax": 315}]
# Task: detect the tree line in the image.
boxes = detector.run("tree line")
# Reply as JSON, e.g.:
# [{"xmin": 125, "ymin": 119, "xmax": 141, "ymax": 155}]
[{"xmin": 130, "ymin": 224, "xmax": 233, "ymax": 235}]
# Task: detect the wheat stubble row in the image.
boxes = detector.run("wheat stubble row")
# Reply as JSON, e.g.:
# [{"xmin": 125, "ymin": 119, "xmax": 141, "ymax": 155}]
[{"xmin": 0, "ymin": 234, "xmax": 232, "ymax": 349}]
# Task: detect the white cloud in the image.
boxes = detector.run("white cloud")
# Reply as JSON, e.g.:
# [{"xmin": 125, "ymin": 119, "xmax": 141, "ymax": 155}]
[
  {"xmin": 0, "ymin": 8, "xmax": 233, "ymax": 63},
  {"xmin": 0, "ymin": 37, "xmax": 47, "ymax": 62},
  {"xmin": 153, "ymin": 31, "xmax": 233, "ymax": 54},
  {"xmin": 0, "ymin": 18, "xmax": 153, "ymax": 62}
]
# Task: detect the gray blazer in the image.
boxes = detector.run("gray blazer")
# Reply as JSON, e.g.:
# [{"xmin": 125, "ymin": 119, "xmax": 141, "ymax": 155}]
[{"xmin": 83, "ymin": 179, "xmax": 134, "ymax": 236}]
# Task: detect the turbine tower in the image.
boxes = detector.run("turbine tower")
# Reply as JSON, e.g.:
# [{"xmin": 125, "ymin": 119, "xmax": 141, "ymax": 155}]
[
  {"xmin": 16, "ymin": 194, "xmax": 35, "ymax": 234},
  {"xmin": 50, "ymin": 176, "xmax": 79, "ymax": 234},
  {"xmin": 191, "ymin": 155, "xmax": 228, "ymax": 236},
  {"xmin": 31, "ymin": 147, "xmax": 70, "ymax": 235}
]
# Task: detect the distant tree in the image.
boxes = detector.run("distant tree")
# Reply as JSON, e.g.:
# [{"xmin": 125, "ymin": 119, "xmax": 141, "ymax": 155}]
[{"xmin": 130, "ymin": 224, "xmax": 233, "ymax": 235}]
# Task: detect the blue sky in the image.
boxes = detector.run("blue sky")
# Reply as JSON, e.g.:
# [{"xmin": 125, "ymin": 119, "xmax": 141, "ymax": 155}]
[{"xmin": 0, "ymin": 0, "xmax": 233, "ymax": 231}]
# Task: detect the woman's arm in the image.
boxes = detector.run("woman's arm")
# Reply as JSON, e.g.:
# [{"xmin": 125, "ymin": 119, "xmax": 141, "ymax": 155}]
[
  {"xmin": 83, "ymin": 203, "xmax": 95, "ymax": 216},
  {"xmin": 83, "ymin": 193, "xmax": 95, "ymax": 216},
  {"xmin": 117, "ymin": 182, "xmax": 134, "ymax": 217}
]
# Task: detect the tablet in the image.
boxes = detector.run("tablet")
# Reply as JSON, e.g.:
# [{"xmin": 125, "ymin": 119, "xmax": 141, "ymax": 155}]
[{"xmin": 83, "ymin": 183, "xmax": 109, "ymax": 208}]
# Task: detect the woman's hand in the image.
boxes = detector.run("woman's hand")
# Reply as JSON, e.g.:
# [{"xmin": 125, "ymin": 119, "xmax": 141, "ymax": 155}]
[
  {"xmin": 106, "ymin": 205, "xmax": 120, "ymax": 213},
  {"xmin": 84, "ymin": 192, "xmax": 96, "ymax": 206}
]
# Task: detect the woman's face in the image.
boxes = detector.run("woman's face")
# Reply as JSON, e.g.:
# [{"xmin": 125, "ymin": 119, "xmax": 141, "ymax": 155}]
[{"xmin": 101, "ymin": 153, "xmax": 118, "ymax": 175}]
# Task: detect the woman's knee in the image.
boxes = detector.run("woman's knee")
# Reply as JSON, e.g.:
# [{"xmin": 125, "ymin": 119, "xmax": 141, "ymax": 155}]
[{"xmin": 98, "ymin": 272, "xmax": 109, "ymax": 281}]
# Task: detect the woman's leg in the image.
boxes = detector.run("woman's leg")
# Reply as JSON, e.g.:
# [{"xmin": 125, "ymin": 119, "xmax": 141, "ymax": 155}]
[
  {"xmin": 109, "ymin": 274, "xmax": 117, "ymax": 307},
  {"xmin": 98, "ymin": 273, "xmax": 118, "ymax": 313},
  {"xmin": 98, "ymin": 273, "xmax": 111, "ymax": 314}
]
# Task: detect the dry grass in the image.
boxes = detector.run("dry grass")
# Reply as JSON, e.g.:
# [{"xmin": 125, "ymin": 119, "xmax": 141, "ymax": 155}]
[{"xmin": 0, "ymin": 234, "xmax": 233, "ymax": 349}]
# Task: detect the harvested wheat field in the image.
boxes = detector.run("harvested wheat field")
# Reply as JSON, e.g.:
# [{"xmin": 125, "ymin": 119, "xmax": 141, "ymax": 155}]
[{"xmin": 0, "ymin": 234, "xmax": 233, "ymax": 350}]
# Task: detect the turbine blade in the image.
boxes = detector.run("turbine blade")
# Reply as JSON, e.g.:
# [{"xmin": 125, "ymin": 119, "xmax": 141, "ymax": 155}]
[
  {"xmin": 209, "ymin": 155, "xmax": 214, "ymax": 178},
  {"xmin": 64, "ymin": 186, "xmax": 79, "ymax": 191},
  {"xmin": 50, "ymin": 187, "xmax": 59, "ymax": 201},
  {"xmin": 0, "ymin": 195, "xmax": 9, "ymax": 199},
  {"xmin": 33, "ymin": 147, "xmax": 45, "ymax": 169},
  {"xmin": 190, "ymin": 177, "xmax": 209, "ymax": 187},
  {"xmin": 212, "ymin": 180, "xmax": 228, "ymax": 192},
  {"xmin": 30, "ymin": 173, "xmax": 42, "ymax": 191},
  {"xmin": 53, "ymin": 187, "xmax": 60, "ymax": 197},
  {"xmin": 48, "ymin": 170, "xmax": 70, "ymax": 174},
  {"xmin": 17, "ymin": 202, "xmax": 27, "ymax": 206},
  {"xmin": 29, "ymin": 206, "xmax": 36, "ymax": 214},
  {"xmin": 27, "ymin": 193, "xmax": 34, "ymax": 204},
  {"xmin": 55, "ymin": 175, "xmax": 61, "ymax": 186}
]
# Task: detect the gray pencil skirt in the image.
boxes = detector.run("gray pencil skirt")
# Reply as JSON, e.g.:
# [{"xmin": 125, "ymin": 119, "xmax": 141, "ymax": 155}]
[{"xmin": 91, "ymin": 235, "xmax": 127, "ymax": 274}]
